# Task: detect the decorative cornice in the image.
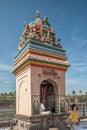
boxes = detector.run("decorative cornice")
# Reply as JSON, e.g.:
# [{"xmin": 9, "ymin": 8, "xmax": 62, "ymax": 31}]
[
  {"xmin": 14, "ymin": 48, "xmax": 67, "ymax": 67},
  {"xmin": 12, "ymin": 58, "xmax": 70, "ymax": 75},
  {"xmin": 15, "ymin": 40, "xmax": 66, "ymax": 61}
]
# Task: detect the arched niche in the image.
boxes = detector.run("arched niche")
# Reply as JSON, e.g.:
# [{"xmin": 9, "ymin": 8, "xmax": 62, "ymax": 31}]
[{"xmin": 40, "ymin": 79, "xmax": 58, "ymax": 113}]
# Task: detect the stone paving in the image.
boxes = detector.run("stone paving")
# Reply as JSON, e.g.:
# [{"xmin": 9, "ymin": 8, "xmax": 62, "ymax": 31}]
[
  {"xmin": 66, "ymin": 117, "xmax": 87, "ymax": 130},
  {"xmin": 73, "ymin": 121, "xmax": 87, "ymax": 130}
]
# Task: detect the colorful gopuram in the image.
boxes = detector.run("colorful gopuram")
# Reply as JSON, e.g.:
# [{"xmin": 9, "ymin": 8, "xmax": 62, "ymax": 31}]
[{"xmin": 12, "ymin": 11, "xmax": 70, "ymax": 118}]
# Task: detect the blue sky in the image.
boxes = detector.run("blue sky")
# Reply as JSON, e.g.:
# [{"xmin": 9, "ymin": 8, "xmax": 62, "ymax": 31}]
[{"xmin": 0, "ymin": 0, "xmax": 87, "ymax": 94}]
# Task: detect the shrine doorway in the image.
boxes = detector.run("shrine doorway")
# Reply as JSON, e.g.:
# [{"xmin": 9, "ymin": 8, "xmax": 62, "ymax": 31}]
[{"xmin": 40, "ymin": 80, "xmax": 56, "ymax": 112}]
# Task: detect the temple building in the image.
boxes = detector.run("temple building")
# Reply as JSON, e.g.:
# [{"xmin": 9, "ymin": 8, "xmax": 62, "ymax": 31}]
[{"xmin": 12, "ymin": 11, "xmax": 70, "ymax": 117}]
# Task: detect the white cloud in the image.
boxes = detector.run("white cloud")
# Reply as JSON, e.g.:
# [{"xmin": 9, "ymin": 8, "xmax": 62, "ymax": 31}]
[
  {"xmin": 71, "ymin": 62, "xmax": 87, "ymax": 72},
  {"xmin": 72, "ymin": 63, "xmax": 87, "ymax": 66},
  {"xmin": 66, "ymin": 78, "xmax": 87, "ymax": 86},
  {"xmin": 66, "ymin": 77, "xmax": 87, "ymax": 94},
  {"xmin": 70, "ymin": 15, "xmax": 87, "ymax": 53},
  {"xmin": 72, "ymin": 36, "xmax": 87, "ymax": 49},
  {"xmin": 0, "ymin": 63, "xmax": 11, "ymax": 71}
]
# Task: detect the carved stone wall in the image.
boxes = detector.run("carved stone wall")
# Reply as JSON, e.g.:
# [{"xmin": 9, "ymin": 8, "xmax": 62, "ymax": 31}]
[
  {"xmin": 15, "ymin": 65, "xmax": 66, "ymax": 116},
  {"xmin": 31, "ymin": 66, "xmax": 66, "ymax": 114},
  {"xmin": 11, "ymin": 114, "xmax": 70, "ymax": 130},
  {"xmin": 16, "ymin": 68, "xmax": 32, "ymax": 116},
  {"xmin": 32, "ymin": 96, "xmax": 40, "ymax": 114}
]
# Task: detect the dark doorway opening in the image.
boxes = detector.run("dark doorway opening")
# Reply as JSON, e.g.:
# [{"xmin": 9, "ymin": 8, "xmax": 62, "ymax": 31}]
[{"xmin": 40, "ymin": 80, "xmax": 55, "ymax": 113}]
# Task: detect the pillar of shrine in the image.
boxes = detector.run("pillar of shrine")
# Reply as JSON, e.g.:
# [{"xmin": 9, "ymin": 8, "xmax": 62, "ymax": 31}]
[{"xmin": 12, "ymin": 11, "xmax": 70, "ymax": 117}]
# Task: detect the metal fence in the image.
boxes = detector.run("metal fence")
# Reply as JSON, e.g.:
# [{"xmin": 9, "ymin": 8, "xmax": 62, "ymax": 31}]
[{"xmin": 77, "ymin": 103, "xmax": 87, "ymax": 117}]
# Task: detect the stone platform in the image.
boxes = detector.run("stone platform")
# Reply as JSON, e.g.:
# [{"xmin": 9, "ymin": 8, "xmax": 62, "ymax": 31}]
[{"xmin": 10, "ymin": 113, "xmax": 70, "ymax": 130}]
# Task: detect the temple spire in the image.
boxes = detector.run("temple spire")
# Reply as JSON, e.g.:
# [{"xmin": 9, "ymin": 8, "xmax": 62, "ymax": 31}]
[{"xmin": 36, "ymin": 10, "xmax": 40, "ymax": 18}]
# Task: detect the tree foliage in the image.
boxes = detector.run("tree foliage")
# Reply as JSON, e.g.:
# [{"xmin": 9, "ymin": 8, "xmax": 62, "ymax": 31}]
[
  {"xmin": 0, "ymin": 91, "xmax": 16, "ymax": 102},
  {"xmin": 72, "ymin": 90, "xmax": 76, "ymax": 95}
]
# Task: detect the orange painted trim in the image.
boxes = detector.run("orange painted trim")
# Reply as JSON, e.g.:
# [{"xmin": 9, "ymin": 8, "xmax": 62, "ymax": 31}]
[
  {"xmin": 14, "ymin": 49, "xmax": 29, "ymax": 66},
  {"xmin": 13, "ymin": 60, "xmax": 68, "ymax": 76}
]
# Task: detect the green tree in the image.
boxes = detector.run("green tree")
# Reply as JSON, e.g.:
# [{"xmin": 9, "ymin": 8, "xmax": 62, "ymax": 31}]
[
  {"xmin": 72, "ymin": 90, "xmax": 76, "ymax": 95},
  {"xmin": 79, "ymin": 90, "xmax": 82, "ymax": 95},
  {"xmin": 0, "ymin": 91, "xmax": 16, "ymax": 102}
]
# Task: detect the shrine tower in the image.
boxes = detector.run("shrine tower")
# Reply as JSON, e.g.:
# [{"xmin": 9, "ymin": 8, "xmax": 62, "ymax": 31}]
[{"xmin": 12, "ymin": 11, "xmax": 70, "ymax": 117}]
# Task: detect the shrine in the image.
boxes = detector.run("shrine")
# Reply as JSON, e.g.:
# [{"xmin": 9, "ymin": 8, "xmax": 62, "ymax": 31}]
[{"xmin": 12, "ymin": 11, "xmax": 70, "ymax": 130}]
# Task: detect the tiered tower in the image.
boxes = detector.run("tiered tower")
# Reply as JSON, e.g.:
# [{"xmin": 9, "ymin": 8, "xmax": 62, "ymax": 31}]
[{"xmin": 12, "ymin": 11, "xmax": 70, "ymax": 117}]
